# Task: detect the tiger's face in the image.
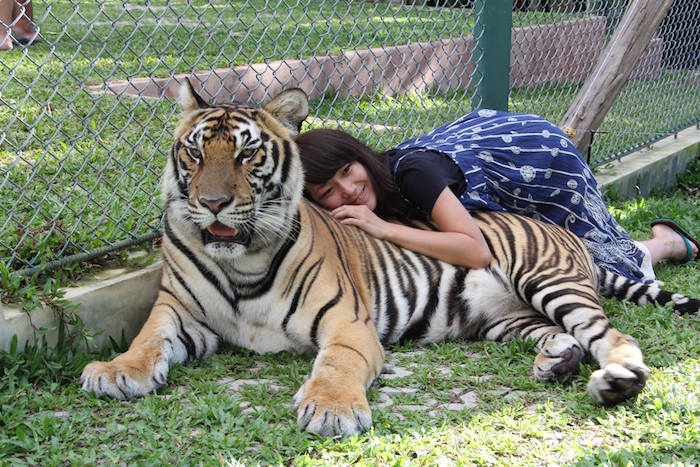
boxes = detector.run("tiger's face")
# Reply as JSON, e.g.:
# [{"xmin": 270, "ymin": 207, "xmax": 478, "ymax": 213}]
[{"xmin": 163, "ymin": 80, "xmax": 309, "ymax": 260}]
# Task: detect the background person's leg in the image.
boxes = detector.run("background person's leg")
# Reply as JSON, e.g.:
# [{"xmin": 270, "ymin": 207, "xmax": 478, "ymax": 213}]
[
  {"xmin": 0, "ymin": 0, "xmax": 14, "ymax": 51},
  {"xmin": 11, "ymin": 0, "xmax": 38, "ymax": 43}
]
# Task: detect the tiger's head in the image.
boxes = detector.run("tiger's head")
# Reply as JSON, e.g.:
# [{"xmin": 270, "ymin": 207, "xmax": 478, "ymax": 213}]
[{"xmin": 162, "ymin": 80, "xmax": 309, "ymax": 260}]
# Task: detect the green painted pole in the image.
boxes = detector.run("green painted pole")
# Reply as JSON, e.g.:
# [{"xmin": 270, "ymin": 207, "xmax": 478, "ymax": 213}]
[{"xmin": 471, "ymin": 0, "xmax": 513, "ymax": 111}]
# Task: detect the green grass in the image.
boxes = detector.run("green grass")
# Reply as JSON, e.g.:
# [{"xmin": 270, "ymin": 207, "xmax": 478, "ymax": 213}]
[
  {"xmin": 0, "ymin": 6, "xmax": 699, "ymax": 459},
  {"xmin": 1, "ymin": 162, "xmax": 698, "ymax": 465},
  {"xmin": 34, "ymin": 0, "xmax": 482, "ymax": 77}
]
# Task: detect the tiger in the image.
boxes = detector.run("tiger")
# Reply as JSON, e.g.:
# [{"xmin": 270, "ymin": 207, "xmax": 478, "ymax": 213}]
[{"xmin": 81, "ymin": 80, "xmax": 700, "ymax": 437}]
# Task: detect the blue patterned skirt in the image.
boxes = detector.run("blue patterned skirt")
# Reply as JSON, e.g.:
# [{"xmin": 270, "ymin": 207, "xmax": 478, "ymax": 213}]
[{"xmin": 394, "ymin": 109, "xmax": 651, "ymax": 282}]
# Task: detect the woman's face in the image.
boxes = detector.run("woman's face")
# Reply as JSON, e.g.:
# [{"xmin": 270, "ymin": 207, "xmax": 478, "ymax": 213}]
[{"xmin": 306, "ymin": 161, "xmax": 377, "ymax": 211}]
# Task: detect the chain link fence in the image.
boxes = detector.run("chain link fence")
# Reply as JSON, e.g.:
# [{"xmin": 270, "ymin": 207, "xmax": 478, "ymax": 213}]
[{"xmin": 1, "ymin": 0, "xmax": 699, "ymax": 276}]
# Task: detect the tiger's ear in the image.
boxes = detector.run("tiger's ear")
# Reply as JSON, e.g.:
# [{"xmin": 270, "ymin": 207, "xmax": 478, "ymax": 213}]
[
  {"xmin": 178, "ymin": 78, "xmax": 210, "ymax": 112},
  {"xmin": 263, "ymin": 88, "xmax": 309, "ymax": 136}
]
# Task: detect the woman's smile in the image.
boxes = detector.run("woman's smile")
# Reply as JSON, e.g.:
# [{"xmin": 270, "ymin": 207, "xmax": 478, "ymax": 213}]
[{"xmin": 353, "ymin": 185, "xmax": 366, "ymax": 205}]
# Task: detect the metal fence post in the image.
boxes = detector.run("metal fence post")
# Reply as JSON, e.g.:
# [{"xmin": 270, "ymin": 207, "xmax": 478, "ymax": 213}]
[{"xmin": 471, "ymin": 0, "xmax": 513, "ymax": 111}]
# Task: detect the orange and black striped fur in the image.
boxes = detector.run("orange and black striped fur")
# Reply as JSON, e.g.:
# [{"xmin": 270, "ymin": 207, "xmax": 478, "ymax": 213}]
[{"xmin": 81, "ymin": 82, "xmax": 700, "ymax": 436}]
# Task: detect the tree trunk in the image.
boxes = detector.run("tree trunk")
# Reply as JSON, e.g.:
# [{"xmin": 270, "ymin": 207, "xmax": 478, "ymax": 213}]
[{"xmin": 559, "ymin": 0, "xmax": 674, "ymax": 154}]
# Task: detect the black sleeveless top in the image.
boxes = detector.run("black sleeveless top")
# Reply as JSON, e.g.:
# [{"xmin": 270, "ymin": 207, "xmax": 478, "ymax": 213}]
[{"xmin": 385, "ymin": 148, "xmax": 466, "ymax": 216}]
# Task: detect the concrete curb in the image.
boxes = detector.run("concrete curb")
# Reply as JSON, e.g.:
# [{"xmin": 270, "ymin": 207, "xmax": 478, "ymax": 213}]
[
  {"xmin": 90, "ymin": 17, "xmax": 664, "ymax": 106},
  {"xmin": 1, "ymin": 263, "xmax": 162, "ymax": 352},
  {"xmin": 594, "ymin": 125, "xmax": 700, "ymax": 197},
  {"xmin": 2, "ymin": 126, "xmax": 699, "ymax": 352}
]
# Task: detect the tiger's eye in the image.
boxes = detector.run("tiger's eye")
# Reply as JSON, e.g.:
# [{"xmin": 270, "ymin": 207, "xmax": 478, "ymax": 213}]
[
  {"xmin": 238, "ymin": 148, "xmax": 258, "ymax": 163},
  {"xmin": 186, "ymin": 147, "xmax": 202, "ymax": 162}
]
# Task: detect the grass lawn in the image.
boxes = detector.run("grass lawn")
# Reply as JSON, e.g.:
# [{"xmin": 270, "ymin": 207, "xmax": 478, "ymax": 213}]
[
  {"xmin": 1, "ymin": 5, "xmax": 699, "ymax": 459},
  {"xmin": 1, "ymin": 163, "xmax": 698, "ymax": 464}
]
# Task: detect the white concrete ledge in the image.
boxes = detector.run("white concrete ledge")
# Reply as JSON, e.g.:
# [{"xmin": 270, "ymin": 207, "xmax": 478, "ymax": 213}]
[
  {"xmin": 2, "ymin": 125, "xmax": 699, "ymax": 352},
  {"xmin": 1, "ymin": 263, "xmax": 161, "ymax": 351}
]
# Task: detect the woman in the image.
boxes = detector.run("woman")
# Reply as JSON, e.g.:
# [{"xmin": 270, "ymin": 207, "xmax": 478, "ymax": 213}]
[{"xmin": 297, "ymin": 109, "xmax": 698, "ymax": 282}]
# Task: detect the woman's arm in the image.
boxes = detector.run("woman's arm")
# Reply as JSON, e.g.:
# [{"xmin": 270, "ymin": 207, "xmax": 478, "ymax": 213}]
[{"xmin": 330, "ymin": 187, "xmax": 492, "ymax": 269}]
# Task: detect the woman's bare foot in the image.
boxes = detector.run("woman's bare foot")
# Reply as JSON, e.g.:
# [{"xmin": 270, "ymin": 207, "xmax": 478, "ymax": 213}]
[
  {"xmin": 12, "ymin": 25, "xmax": 38, "ymax": 42},
  {"xmin": 647, "ymin": 223, "xmax": 698, "ymax": 263},
  {"xmin": 0, "ymin": 31, "xmax": 12, "ymax": 51}
]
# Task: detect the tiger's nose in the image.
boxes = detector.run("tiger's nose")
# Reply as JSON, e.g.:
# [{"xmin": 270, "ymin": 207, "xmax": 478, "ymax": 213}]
[{"xmin": 199, "ymin": 196, "xmax": 232, "ymax": 214}]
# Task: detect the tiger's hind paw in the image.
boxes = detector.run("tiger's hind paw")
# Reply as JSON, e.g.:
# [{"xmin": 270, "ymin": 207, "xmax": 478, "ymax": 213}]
[
  {"xmin": 293, "ymin": 378, "xmax": 371, "ymax": 437},
  {"xmin": 533, "ymin": 333, "xmax": 584, "ymax": 382},
  {"xmin": 587, "ymin": 362, "xmax": 649, "ymax": 406}
]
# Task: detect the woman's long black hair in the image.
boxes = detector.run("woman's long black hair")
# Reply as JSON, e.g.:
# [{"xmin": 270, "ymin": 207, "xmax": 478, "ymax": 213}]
[{"xmin": 295, "ymin": 128, "xmax": 409, "ymax": 220}]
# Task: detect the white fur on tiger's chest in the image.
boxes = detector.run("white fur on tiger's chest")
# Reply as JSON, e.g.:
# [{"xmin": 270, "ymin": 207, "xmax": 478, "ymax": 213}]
[
  {"xmin": 220, "ymin": 296, "xmax": 313, "ymax": 355},
  {"xmin": 229, "ymin": 319, "xmax": 297, "ymax": 353}
]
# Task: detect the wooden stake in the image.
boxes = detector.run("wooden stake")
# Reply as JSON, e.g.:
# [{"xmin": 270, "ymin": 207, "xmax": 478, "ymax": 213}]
[{"xmin": 559, "ymin": 0, "xmax": 674, "ymax": 154}]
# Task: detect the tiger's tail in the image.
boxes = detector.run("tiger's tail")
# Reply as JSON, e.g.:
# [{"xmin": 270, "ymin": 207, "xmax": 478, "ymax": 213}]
[{"xmin": 597, "ymin": 267, "xmax": 699, "ymax": 314}]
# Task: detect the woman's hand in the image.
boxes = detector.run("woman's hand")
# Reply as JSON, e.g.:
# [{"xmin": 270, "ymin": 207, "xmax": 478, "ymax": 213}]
[
  {"xmin": 330, "ymin": 204, "xmax": 393, "ymax": 239},
  {"xmin": 329, "ymin": 188, "xmax": 491, "ymax": 269}
]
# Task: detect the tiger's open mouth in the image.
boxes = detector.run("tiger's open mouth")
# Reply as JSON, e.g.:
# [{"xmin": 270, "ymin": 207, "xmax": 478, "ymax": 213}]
[{"xmin": 202, "ymin": 221, "xmax": 251, "ymax": 247}]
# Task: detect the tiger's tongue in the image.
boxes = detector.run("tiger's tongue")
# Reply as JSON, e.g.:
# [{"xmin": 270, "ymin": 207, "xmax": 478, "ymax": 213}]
[{"xmin": 208, "ymin": 222, "xmax": 237, "ymax": 238}]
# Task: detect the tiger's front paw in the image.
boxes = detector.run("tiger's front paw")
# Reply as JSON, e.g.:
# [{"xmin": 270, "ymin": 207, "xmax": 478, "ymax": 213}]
[
  {"xmin": 587, "ymin": 362, "xmax": 649, "ymax": 406},
  {"xmin": 293, "ymin": 377, "xmax": 371, "ymax": 437},
  {"xmin": 80, "ymin": 355, "xmax": 168, "ymax": 400}
]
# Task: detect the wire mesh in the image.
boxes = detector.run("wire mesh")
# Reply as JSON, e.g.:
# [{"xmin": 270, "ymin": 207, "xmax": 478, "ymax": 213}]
[{"xmin": 1, "ymin": 0, "xmax": 698, "ymax": 275}]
